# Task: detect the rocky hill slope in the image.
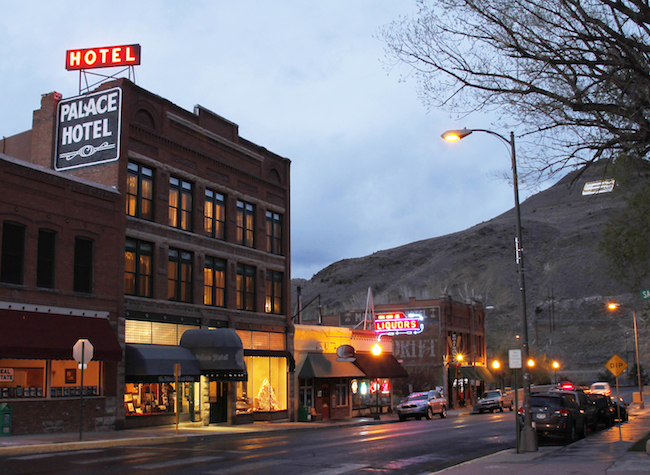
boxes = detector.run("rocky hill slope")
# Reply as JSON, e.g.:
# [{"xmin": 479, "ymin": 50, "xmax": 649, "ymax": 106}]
[{"xmin": 292, "ymin": 159, "xmax": 650, "ymax": 383}]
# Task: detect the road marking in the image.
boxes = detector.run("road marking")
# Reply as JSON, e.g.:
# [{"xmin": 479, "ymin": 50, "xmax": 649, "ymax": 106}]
[
  {"xmin": 135, "ymin": 455, "xmax": 223, "ymax": 470},
  {"xmin": 73, "ymin": 451, "xmax": 158, "ymax": 464},
  {"xmin": 385, "ymin": 453, "xmax": 445, "ymax": 470},
  {"xmin": 11, "ymin": 449, "xmax": 103, "ymax": 460},
  {"xmin": 203, "ymin": 459, "xmax": 285, "ymax": 474},
  {"xmin": 306, "ymin": 464, "xmax": 368, "ymax": 475}
]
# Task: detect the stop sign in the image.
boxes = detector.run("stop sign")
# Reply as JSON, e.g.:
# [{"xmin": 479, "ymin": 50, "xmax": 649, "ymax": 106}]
[{"xmin": 73, "ymin": 339, "xmax": 94, "ymax": 369}]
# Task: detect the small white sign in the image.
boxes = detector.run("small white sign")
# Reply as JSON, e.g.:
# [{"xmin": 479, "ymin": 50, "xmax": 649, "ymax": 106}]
[
  {"xmin": 0, "ymin": 368, "xmax": 14, "ymax": 382},
  {"xmin": 509, "ymin": 349, "xmax": 522, "ymax": 369},
  {"xmin": 582, "ymin": 179, "xmax": 616, "ymax": 195}
]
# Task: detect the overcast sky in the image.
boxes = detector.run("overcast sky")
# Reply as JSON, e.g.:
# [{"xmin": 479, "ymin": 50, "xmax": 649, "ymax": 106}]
[{"xmin": 0, "ymin": 1, "xmax": 543, "ymax": 279}]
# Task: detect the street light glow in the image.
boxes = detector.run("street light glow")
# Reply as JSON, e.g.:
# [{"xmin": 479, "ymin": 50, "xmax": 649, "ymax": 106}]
[
  {"xmin": 492, "ymin": 360, "xmax": 500, "ymax": 370},
  {"xmin": 552, "ymin": 361, "xmax": 560, "ymax": 370},
  {"xmin": 441, "ymin": 128, "xmax": 473, "ymax": 141},
  {"xmin": 371, "ymin": 343, "xmax": 383, "ymax": 356},
  {"xmin": 527, "ymin": 359, "xmax": 535, "ymax": 368}
]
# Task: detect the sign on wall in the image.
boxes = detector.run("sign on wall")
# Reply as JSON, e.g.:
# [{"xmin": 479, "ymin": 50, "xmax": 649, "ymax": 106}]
[
  {"xmin": 0, "ymin": 368, "xmax": 13, "ymax": 382},
  {"xmin": 55, "ymin": 87, "xmax": 122, "ymax": 171},
  {"xmin": 66, "ymin": 44, "xmax": 141, "ymax": 70},
  {"xmin": 374, "ymin": 312, "xmax": 424, "ymax": 336}
]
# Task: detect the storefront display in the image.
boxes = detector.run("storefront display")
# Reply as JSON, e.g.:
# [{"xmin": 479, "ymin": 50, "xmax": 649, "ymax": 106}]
[
  {"xmin": 239, "ymin": 356, "xmax": 287, "ymax": 416},
  {"xmin": 0, "ymin": 359, "xmax": 102, "ymax": 399}
]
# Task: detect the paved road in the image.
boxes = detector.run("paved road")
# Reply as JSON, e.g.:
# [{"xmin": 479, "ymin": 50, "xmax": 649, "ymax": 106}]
[{"xmin": 0, "ymin": 412, "xmax": 516, "ymax": 475}]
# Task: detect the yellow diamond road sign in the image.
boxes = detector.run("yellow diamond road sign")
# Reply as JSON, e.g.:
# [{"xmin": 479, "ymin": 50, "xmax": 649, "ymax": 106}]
[{"xmin": 606, "ymin": 354, "xmax": 628, "ymax": 377}]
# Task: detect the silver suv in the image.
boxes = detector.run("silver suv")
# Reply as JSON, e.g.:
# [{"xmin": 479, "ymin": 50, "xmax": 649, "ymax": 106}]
[{"xmin": 396, "ymin": 390, "xmax": 448, "ymax": 420}]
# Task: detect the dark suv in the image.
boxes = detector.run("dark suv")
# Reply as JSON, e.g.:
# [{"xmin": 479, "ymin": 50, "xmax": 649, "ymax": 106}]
[
  {"xmin": 588, "ymin": 393, "xmax": 616, "ymax": 428},
  {"xmin": 550, "ymin": 388, "xmax": 598, "ymax": 432},
  {"xmin": 521, "ymin": 392, "xmax": 587, "ymax": 442}
]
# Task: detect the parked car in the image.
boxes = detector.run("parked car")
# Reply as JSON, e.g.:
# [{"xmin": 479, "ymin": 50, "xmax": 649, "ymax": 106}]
[
  {"xmin": 611, "ymin": 396, "xmax": 628, "ymax": 422},
  {"xmin": 396, "ymin": 390, "xmax": 448, "ymax": 421},
  {"xmin": 588, "ymin": 393, "xmax": 616, "ymax": 428},
  {"xmin": 550, "ymin": 387, "xmax": 598, "ymax": 432},
  {"xmin": 589, "ymin": 381, "xmax": 612, "ymax": 396},
  {"xmin": 520, "ymin": 392, "xmax": 587, "ymax": 442},
  {"xmin": 475, "ymin": 389, "xmax": 514, "ymax": 413}
]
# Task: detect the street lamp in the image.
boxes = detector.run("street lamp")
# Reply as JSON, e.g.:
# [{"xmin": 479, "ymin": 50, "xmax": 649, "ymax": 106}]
[
  {"xmin": 371, "ymin": 343, "xmax": 383, "ymax": 419},
  {"xmin": 442, "ymin": 127, "xmax": 537, "ymax": 452},
  {"xmin": 492, "ymin": 360, "xmax": 501, "ymax": 390},
  {"xmin": 552, "ymin": 361, "xmax": 560, "ymax": 384},
  {"xmin": 608, "ymin": 303, "xmax": 644, "ymax": 409}
]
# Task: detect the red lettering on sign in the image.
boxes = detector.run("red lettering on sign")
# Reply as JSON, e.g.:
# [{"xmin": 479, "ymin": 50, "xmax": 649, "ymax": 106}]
[{"xmin": 66, "ymin": 44, "xmax": 141, "ymax": 70}]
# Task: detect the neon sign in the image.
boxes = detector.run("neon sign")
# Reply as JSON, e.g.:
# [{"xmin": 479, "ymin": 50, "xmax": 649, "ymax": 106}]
[
  {"xmin": 66, "ymin": 44, "xmax": 141, "ymax": 70},
  {"xmin": 374, "ymin": 312, "xmax": 424, "ymax": 336}
]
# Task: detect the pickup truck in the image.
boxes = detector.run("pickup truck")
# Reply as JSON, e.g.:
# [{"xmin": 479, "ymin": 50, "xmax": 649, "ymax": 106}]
[{"xmin": 475, "ymin": 389, "xmax": 514, "ymax": 413}]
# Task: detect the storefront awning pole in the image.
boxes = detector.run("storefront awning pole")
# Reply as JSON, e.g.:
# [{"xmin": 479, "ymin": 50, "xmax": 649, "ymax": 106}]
[{"xmin": 174, "ymin": 363, "xmax": 180, "ymax": 434}]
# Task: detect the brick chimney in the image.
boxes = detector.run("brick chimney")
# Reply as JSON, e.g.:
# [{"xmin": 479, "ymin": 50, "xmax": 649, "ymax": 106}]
[{"xmin": 30, "ymin": 91, "xmax": 62, "ymax": 169}]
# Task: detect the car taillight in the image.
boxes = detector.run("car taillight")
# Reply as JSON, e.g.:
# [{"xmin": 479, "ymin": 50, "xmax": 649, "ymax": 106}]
[
  {"xmin": 554, "ymin": 409, "xmax": 569, "ymax": 417},
  {"xmin": 517, "ymin": 406, "xmax": 525, "ymax": 415}
]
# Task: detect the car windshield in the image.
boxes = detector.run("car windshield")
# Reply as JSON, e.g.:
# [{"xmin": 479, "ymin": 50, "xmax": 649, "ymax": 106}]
[
  {"xmin": 484, "ymin": 391, "xmax": 500, "ymax": 398},
  {"xmin": 406, "ymin": 394, "xmax": 427, "ymax": 402},
  {"xmin": 593, "ymin": 385, "xmax": 606, "ymax": 390},
  {"xmin": 531, "ymin": 396, "xmax": 562, "ymax": 409}
]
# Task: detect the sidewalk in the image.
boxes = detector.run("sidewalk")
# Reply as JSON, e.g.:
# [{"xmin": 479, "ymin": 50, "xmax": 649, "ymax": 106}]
[
  {"xmin": 0, "ymin": 407, "xmax": 648, "ymax": 474},
  {"xmin": 433, "ymin": 405, "xmax": 650, "ymax": 474}
]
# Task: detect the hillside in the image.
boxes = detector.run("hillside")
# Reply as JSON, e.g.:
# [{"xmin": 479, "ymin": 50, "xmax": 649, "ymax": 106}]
[{"xmin": 292, "ymin": 159, "xmax": 650, "ymax": 382}]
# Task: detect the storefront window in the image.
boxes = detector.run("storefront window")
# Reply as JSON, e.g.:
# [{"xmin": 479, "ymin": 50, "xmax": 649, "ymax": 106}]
[
  {"xmin": 124, "ymin": 382, "xmax": 193, "ymax": 416},
  {"xmin": 299, "ymin": 378, "xmax": 313, "ymax": 407},
  {"xmin": 240, "ymin": 356, "xmax": 287, "ymax": 413},
  {"xmin": 0, "ymin": 359, "xmax": 101, "ymax": 399}
]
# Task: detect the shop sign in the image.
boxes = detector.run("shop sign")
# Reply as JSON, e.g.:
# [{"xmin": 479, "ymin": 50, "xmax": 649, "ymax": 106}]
[
  {"xmin": 66, "ymin": 44, "xmax": 141, "ymax": 70},
  {"xmin": 0, "ymin": 368, "xmax": 13, "ymax": 382},
  {"xmin": 55, "ymin": 87, "xmax": 122, "ymax": 171},
  {"xmin": 374, "ymin": 312, "xmax": 424, "ymax": 336}
]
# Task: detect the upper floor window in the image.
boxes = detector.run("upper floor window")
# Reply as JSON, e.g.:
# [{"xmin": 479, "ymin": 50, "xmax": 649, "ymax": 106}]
[
  {"xmin": 236, "ymin": 200, "xmax": 255, "ymax": 247},
  {"xmin": 0, "ymin": 221, "xmax": 25, "ymax": 285},
  {"xmin": 204, "ymin": 256, "xmax": 226, "ymax": 307},
  {"xmin": 126, "ymin": 161, "xmax": 154, "ymax": 220},
  {"xmin": 236, "ymin": 264, "xmax": 256, "ymax": 311},
  {"xmin": 169, "ymin": 176, "xmax": 193, "ymax": 231},
  {"xmin": 266, "ymin": 211, "xmax": 283, "ymax": 255},
  {"xmin": 36, "ymin": 229, "xmax": 56, "ymax": 289},
  {"xmin": 168, "ymin": 248, "xmax": 193, "ymax": 302},
  {"xmin": 125, "ymin": 238, "xmax": 153, "ymax": 297},
  {"xmin": 204, "ymin": 189, "xmax": 226, "ymax": 240},
  {"xmin": 73, "ymin": 237, "xmax": 93, "ymax": 293},
  {"xmin": 265, "ymin": 271, "xmax": 283, "ymax": 314}
]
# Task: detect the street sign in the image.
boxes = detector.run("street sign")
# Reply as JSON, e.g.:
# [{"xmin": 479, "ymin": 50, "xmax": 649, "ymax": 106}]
[
  {"xmin": 73, "ymin": 339, "xmax": 94, "ymax": 369},
  {"xmin": 509, "ymin": 349, "xmax": 522, "ymax": 369},
  {"xmin": 641, "ymin": 289, "xmax": 650, "ymax": 300},
  {"xmin": 606, "ymin": 354, "xmax": 628, "ymax": 377}
]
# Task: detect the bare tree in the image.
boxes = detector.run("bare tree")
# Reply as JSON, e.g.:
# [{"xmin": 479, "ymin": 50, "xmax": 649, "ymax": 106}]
[{"xmin": 380, "ymin": 0, "xmax": 650, "ymax": 181}]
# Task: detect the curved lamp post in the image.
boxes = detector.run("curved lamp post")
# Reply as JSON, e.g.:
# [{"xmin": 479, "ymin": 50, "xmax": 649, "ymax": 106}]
[
  {"xmin": 608, "ymin": 303, "xmax": 644, "ymax": 409},
  {"xmin": 442, "ymin": 128, "xmax": 537, "ymax": 452}
]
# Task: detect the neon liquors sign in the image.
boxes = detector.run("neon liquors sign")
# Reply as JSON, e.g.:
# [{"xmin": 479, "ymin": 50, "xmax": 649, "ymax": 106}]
[
  {"xmin": 54, "ymin": 87, "xmax": 122, "ymax": 171},
  {"xmin": 374, "ymin": 312, "xmax": 424, "ymax": 336}
]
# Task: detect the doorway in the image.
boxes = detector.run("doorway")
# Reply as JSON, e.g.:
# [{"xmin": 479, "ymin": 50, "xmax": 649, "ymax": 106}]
[{"xmin": 209, "ymin": 380, "xmax": 228, "ymax": 423}]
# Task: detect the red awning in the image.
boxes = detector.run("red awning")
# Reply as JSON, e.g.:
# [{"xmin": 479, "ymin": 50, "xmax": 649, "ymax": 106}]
[{"xmin": 0, "ymin": 309, "xmax": 122, "ymax": 361}]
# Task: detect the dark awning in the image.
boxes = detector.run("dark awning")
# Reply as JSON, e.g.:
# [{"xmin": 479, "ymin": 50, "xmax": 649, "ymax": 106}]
[
  {"xmin": 0, "ymin": 309, "xmax": 122, "ymax": 361},
  {"xmin": 352, "ymin": 353, "xmax": 409, "ymax": 379},
  {"xmin": 125, "ymin": 344, "xmax": 201, "ymax": 383},
  {"xmin": 180, "ymin": 328, "xmax": 247, "ymax": 381},
  {"xmin": 459, "ymin": 365, "xmax": 495, "ymax": 383},
  {"xmin": 298, "ymin": 353, "xmax": 366, "ymax": 379}
]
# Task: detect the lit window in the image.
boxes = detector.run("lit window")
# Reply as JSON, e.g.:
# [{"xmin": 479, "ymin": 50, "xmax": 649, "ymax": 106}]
[
  {"xmin": 265, "ymin": 271, "xmax": 283, "ymax": 314},
  {"xmin": 125, "ymin": 239, "xmax": 153, "ymax": 297},
  {"xmin": 204, "ymin": 256, "xmax": 226, "ymax": 306},
  {"xmin": 169, "ymin": 177, "xmax": 193, "ymax": 230},
  {"xmin": 236, "ymin": 200, "xmax": 255, "ymax": 247},
  {"xmin": 126, "ymin": 162, "xmax": 154, "ymax": 220},
  {"xmin": 204, "ymin": 189, "xmax": 226, "ymax": 239}
]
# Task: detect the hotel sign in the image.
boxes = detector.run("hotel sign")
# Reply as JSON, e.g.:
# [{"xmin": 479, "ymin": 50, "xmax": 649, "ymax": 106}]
[
  {"xmin": 374, "ymin": 312, "xmax": 424, "ymax": 336},
  {"xmin": 66, "ymin": 44, "xmax": 141, "ymax": 70},
  {"xmin": 55, "ymin": 87, "xmax": 122, "ymax": 171}
]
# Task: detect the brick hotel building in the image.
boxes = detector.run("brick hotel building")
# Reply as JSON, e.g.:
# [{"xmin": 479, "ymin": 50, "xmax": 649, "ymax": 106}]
[{"xmin": 0, "ymin": 79, "xmax": 292, "ymax": 434}]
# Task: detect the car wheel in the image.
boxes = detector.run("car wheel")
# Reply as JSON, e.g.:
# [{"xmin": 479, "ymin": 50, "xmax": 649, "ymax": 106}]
[
  {"xmin": 565, "ymin": 423, "xmax": 576, "ymax": 443},
  {"xmin": 499, "ymin": 404, "xmax": 504, "ymax": 412},
  {"xmin": 580, "ymin": 422, "xmax": 587, "ymax": 439},
  {"xmin": 426, "ymin": 407, "xmax": 433, "ymax": 420},
  {"xmin": 440, "ymin": 406, "xmax": 447, "ymax": 418},
  {"xmin": 509, "ymin": 404, "xmax": 513, "ymax": 412},
  {"xmin": 398, "ymin": 414, "xmax": 405, "ymax": 421},
  {"xmin": 478, "ymin": 409, "xmax": 483, "ymax": 414}
]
